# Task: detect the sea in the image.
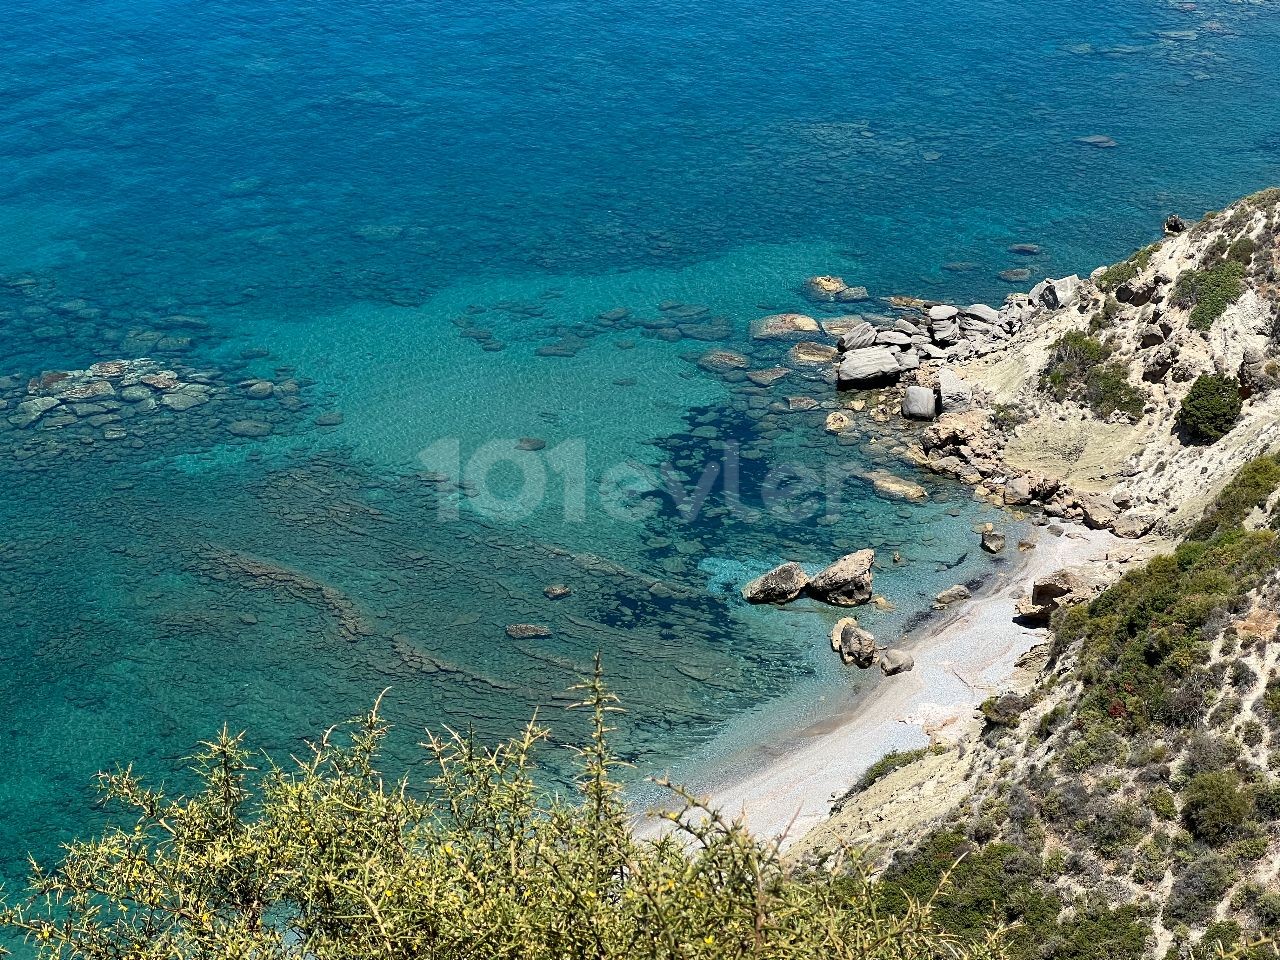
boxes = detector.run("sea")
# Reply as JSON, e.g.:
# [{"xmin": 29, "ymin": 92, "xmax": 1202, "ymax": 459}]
[{"xmin": 1, "ymin": 0, "xmax": 1279, "ymax": 921}]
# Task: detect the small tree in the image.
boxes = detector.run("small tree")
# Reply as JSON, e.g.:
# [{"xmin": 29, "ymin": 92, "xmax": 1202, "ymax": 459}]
[
  {"xmin": 0, "ymin": 662, "xmax": 1008, "ymax": 960},
  {"xmin": 1177, "ymin": 375, "xmax": 1242, "ymax": 444}
]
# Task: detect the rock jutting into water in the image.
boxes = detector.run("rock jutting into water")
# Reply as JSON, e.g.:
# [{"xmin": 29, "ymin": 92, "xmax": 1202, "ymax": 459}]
[{"xmin": 807, "ymin": 549, "xmax": 876, "ymax": 606}]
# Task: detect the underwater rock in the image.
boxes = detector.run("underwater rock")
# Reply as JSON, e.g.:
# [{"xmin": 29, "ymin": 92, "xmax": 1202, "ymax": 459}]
[
  {"xmin": 227, "ymin": 419, "xmax": 273, "ymax": 438},
  {"xmin": 543, "ymin": 584, "xmax": 572, "ymax": 600},
  {"xmin": 505, "ymin": 623, "xmax": 552, "ymax": 639},
  {"xmin": 752, "ymin": 313, "xmax": 820, "ymax": 339}
]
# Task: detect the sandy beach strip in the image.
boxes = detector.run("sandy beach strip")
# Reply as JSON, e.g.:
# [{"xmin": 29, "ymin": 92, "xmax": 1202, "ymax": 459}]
[{"xmin": 672, "ymin": 523, "xmax": 1124, "ymax": 846}]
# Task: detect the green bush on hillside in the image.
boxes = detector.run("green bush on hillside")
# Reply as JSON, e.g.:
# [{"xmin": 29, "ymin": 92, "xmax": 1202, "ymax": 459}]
[
  {"xmin": 1178, "ymin": 374, "xmax": 1243, "ymax": 445},
  {"xmin": 1040, "ymin": 331, "xmax": 1145, "ymax": 420},
  {"xmin": 1182, "ymin": 771, "xmax": 1255, "ymax": 844},
  {"xmin": 0, "ymin": 664, "xmax": 1006, "ymax": 960},
  {"xmin": 1174, "ymin": 260, "xmax": 1248, "ymax": 331}
]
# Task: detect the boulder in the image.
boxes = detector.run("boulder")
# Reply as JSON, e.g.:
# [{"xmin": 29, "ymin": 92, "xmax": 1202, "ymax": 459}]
[
  {"xmin": 875, "ymin": 330, "xmax": 913, "ymax": 347},
  {"xmin": 928, "ymin": 304, "xmax": 959, "ymax": 322},
  {"xmin": 837, "ymin": 322, "xmax": 878, "ymax": 351},
  {"xmin": 879, "ymin": 649, "xmax": 915, "ymax": 676},
  {"xmin": 981, "ymin": 527, "xmax": 1006, "ymax": 553},
  {"xmin": 1077, "ymin": 493, "xmax": 1118, "ymax": 530},
  {"xmin": 742, "ymin": 562, "xmax": 809, "ymax": 604},
  {"xmin": 1164, "ymin": 214, "xmax": 1188, "ymax": 235},
  {"xmin": 837, "ymin": 347, "xmax": 901, "ymax": 387},
  {"xmin": 752, "ymin": 313, "xmax": 820, "ymax": 339},
  {"xmin": 1003, "ymin": 475, "xmax": 1033, "ymax": 506},
  {"xmin": 930, "ymin": 319, "xmax": 961, "ymax": 345},
  {"xmin": 936, "ymin": 369, "xmax": 972, "ymax": 411},
  {"xmin": 936, "ymin": 584, "xmax": 972, "ymax": 605},
  {"xmin": 831, "ymin": 617, "xmax": 877, "ymax": 668},
  {"xmin": 902, "ymin": 385, "xmax": 937, "ymax": 420},
  {"xmin": 543, "ymin": 585, "xmax": 572, "ymax": 600},
  {"xmin": 1015, "ymin": 568, "xmax": 1094, "ymax": 622},
  {"xmin": 804, "ymin": 276, "xmax": 849, "ymax": 301},
  {"xmin": 808, "ymin": 549, "xmax": 875, "ymax": 606},
  {"xmin": 895, "ymin": 350, "xmax": 921, "ymax": 372},
  {"xmin": 1113, "ymin": 509, "xmax": 1157, "ymax": 539},
  {"xmin": 964, "ymin": 303, "xmax": 1000, "ymax": 325},
  {"xmin": 1035, "ymin": 275, "xmax": 1081, "ymax": 311}
]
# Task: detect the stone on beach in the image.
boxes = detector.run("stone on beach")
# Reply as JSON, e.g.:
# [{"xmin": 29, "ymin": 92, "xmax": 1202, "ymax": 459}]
[
  {"xmin": 808, "ymin": 549, "xmax": 875, "ymax": 606},
  {"xmin": 879, "ymin": 649, "xmax": 915, "ymax": 676},
  {"xmin": 742, "ymin": 561, "xmax": 810, "ymax": 604},
  {"xmin": 980, "ymin": 527, "xmax": 1006, "ymax": 553},
  {"xmin": 935, "ymin": 584, "xmax": 971, "ymax": 605},
  {"xmin": 830, "ymin": 617, "xmax": 877, "ymax": 668}
]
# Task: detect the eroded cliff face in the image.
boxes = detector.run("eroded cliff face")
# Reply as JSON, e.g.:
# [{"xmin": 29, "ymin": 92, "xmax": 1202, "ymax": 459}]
[{"xmin": 906, "ymin": 189, "xmax": 1280, "ymax": 538}]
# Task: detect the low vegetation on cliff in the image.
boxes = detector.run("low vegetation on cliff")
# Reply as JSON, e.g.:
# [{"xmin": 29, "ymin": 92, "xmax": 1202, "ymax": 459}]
[
  {"xmin": 868, "ymin": 457, "xmax": 1280, "ymax": 960},
  {"xmin": 0, "ymin": 667, "xmax": 1004, "ymax": 960}
]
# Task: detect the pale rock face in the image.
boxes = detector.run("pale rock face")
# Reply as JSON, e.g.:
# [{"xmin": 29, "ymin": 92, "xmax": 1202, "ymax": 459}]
[
  {"xmin": 928, "ymin": 304, "xmax": 960, "ymax": 322},
  {"xmin": 936, "ymin": 369, "xmax": 973, "ymax": 411},
  {"xmin": 902, "ymin": 385, "xmax": 937, "ymax": 420},
  {"xmin": 838, "ymin": 322, "xmax": 878, "ymax": 351}
]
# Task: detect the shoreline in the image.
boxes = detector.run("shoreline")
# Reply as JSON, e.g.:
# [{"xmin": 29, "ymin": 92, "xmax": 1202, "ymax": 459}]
[{"xmin": 664, "ymin": 521, "xmax": 1125, "ymax": 846}]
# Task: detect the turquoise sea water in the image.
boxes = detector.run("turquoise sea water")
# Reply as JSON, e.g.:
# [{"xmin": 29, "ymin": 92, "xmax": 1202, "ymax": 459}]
[{"xmin": 2, "ymin": 0, "xmax": 1280, "ymax": 923}]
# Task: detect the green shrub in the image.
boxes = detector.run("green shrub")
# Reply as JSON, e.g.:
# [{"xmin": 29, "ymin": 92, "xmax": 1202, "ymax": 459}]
[
  {"xmin": 1041, "ymin": 331, "xmax": 1145, "ymax": 420},
  {"xmin": 1166, "ymin": 852, "xmax": 1237, "ymax": 924},
  {"xmin": 1151, "ymin": 788, "xmax": 1179, "ymax": 820},
  {"xmin": 0, "ymin": 668, "xmax": 1008, "ymax": 960},
  {"xmin": 1174, "ymin": 260, "xmax": 1248, "ymax": 331},
  {"xmin": 1188, "ymin": 455, "xmax": 1280, "ymax": 541},
  {"xmin": 1098, "ymin": 260, "xmax": 1139, "ymax": 292},
  {"xmin": 1228, "ymin": 236, "xmax": 1258, "ymax": 266},
  {"xmin": 1177, "ymin": 375, "xmax": 1243, "ymax": 444},
  {"xmin": 1181, "ymin": 771, "xmax": 1254, "ymax": 844}
]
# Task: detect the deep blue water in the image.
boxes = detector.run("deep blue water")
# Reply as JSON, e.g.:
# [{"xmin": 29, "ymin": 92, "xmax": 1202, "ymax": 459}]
[{"xmin": 2, "ymin": 0, "xmax": 1280, "ymax": 930}]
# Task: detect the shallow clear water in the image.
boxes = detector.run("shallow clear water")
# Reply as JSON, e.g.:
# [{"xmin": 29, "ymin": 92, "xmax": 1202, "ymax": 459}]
[{"xmin": 2, "ymin": 0, "xmax": 1280, "ymax": 923}]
